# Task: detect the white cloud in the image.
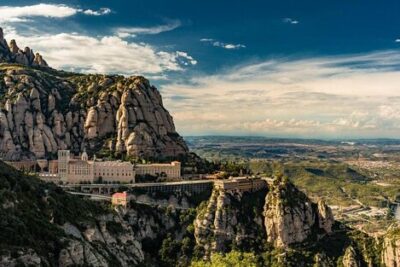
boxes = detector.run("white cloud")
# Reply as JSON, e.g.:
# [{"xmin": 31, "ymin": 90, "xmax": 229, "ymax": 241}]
[
  {"xmin": 4, "ymin": 28, "xmax": 196, "ymax": 75},
  {"xmin": 115, "ymin": 20, "xmax": 181, "ymax": 38},
  {"xmin": 163, "ymin": 51, "xmax": 400, "ymax": 138},
  {"xmin": 283, "ymin": 18, "xmax": 299, "ymax": 24},
  {"xmin": 0, "ymin": 4, "xmax": 111, "ymax": 22},
  {"xmin": 200, "ymin": 38, "xmax": 214, "ymax": 42},
  {"xmin": 82, "ymin": 8, "xmax": 111, "ymax": 16},
  {"xmin": 200, "ymin": 38, "xmax": 246, "ymax": 50},
  {"xmin": 396, "ymin": 39, "xmax": 400, "ymax": 43},
  {"xmin": 176, "ymin": 51, "xmax": 198, "ymax": 65}
]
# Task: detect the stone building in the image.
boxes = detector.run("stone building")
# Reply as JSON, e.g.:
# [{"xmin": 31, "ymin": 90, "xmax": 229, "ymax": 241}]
[
  {"xmin": 111, "ymin": 192, "xmax": 128, "ymax": 207},
  {"xmin": 135, "ymin": 161, "xmax": 181, "ymax": 178},
  {"xmin": 213, "ymin": 177, "xmax": 266, "ymax": 193},
  {"xmin": 55, "ymin": 150, "xmax": 181, "ymax": 184},
  {"xmin": 57, "ymin": 150, "xmax": 136, "ymax": 184}
]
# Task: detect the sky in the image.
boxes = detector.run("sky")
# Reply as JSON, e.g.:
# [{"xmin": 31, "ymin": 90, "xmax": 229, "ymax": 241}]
[{"xmin": 1, "ymin": 1, "xmax": 400, "ymax": 138}]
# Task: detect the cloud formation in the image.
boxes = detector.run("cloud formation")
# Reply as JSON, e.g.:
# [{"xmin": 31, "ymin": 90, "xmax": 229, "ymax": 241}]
[
  {"xmin": 4, "ymin": 27, "xmax": 196, "ymax": 75},
  {"xmin": 200, "ymin": 38, "xmax": 246, "ymax": 49},
  {"xmin": 0, "ymin": 3, "xmax": 111, "ymax": 22},
  {"xmin": 163, "ymin": 51, "xmax": 400, "ymax": 138},
  {"xmin": 116, "ymin": 20, "xmax": 181, "ymax": 38},
  {"xmin": 83, "ymin": 8, "xmax": 111, "ymax": 16},
  {"xmin": 0, "ymin": 3, "xmax": 194, "ymax": 77}
]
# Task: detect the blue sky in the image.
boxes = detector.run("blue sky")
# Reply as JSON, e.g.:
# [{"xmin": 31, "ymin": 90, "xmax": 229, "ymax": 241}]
[{"xmin": 1, "ymin": 1, "xmax": 400, "ymax": 138}]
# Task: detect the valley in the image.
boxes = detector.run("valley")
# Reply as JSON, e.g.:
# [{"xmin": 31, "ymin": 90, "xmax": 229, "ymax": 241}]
[{"xmin": 187, "ymin": 136, "xmax": 400, "ymax": 236}]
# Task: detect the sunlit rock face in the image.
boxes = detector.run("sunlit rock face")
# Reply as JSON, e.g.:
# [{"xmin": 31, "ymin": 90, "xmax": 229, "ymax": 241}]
[
  {"xmin": 0, "ymin": 28, "xmax": 48, "ymax": 67},
  {"xmin": 381, "ymin": 227, "xmax": 400, "ymax": 267},
  {"xmin": 193, "ymin": 188, "xmax": 266, "ymax": 257},
  {"xmin": 263, "ymin": 177, "xmax": 334, "ymax": 248},
  {"xmin": 0, "ymin": 28, "xmax": 188, "ymax": 160}
]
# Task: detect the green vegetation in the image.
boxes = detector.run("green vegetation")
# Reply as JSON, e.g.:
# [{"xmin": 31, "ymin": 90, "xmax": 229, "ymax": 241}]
[
  {"xmin": 128, "ymin": 191, "xmax": 208, "ymax": 267},
  {"xmin": 191, "ymin": 251, "xmax": 259, "ymax": 267},
  {"xmin": 0, "ymin": 161, "xmax": 110, "ymax": 264}
]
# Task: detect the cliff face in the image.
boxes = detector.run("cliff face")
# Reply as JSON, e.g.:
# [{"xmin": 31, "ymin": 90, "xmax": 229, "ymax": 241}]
[
  {"xmin": 194, "ymin": 189, "xmax": 266, "ymax": 256},
  {"xmin": 381, "ymin": 227, "xmax": 400, "ymax": 267},
  {"xmin": 342, "ymin": 246, "xmax": 361, "ymax": 267},
  {"xmin": 0, "ymin": 30, "xmax": 188, "ymax": 160},
  {"xmin": 263, "ymin": 177, "xmax": 334, "ymax": 248},
  {"xmin": 193, "ymin": 178, "xmax": 335, "ymax": 257}
]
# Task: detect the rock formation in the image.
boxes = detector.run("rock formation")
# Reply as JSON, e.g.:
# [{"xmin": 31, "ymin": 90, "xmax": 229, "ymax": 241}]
[
  {"xmin": 0, "ymin": 27, "xmax": 48, "ymax": 67},
  {"xmin": 263, "ymin": 177, "xmax": 334, "ymax": 248},
  {"xmin": 58, "ymin": 214, "xmax": 144, "ymax": 267},
  {"xmin": 194, "ymin": 188, "xmax": 266, "ymax": 256},
  {"xmin": 342, "ymin": 246, "xmax": 361, "ymax": 267},
  {"xmin": 0, "ymin": 28, "xmax": 188, "ymax": 160},
  {"xmin": 381, "ymin": 226, "xmax": 400, "ymax": 267}
]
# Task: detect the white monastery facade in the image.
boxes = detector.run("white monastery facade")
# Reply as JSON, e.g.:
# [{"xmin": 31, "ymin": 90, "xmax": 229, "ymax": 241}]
[{"xmin": 57, "ymin": 150, "xmax": 181, "ymax": 184}]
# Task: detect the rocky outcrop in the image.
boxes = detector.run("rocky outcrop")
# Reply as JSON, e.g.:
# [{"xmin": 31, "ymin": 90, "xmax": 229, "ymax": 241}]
[
  {"xmin": 0, "ymin": 67, "xmax": 187, "ymax": 160},
  {"xmin": 263, "ymin": 177, "xmax": 334, "ymax": 248},
  {"xmin": 0, "ymin": 249, "xmax": 43, "ymax": 267},
  {"xmin": 313, "ymin": 252, "xmax": 334, "ymax": 267},
  {"xmin": 58, "ymin": 213, "xmax": 144, "ymax": 267},
  {"xmin": 0, "ymin": 28, "xmax": 187, "ymax": 160},
  {"xmin": 194, "ymin": 188, "xmax": 266, "ymax": 256},
  {"xmin": 342, "ymin": 246, "xmax": 361, "ymax": 267},
  {"xmin": 381, "ymin": 226, "xmax": 400, "ymax": 267},
  {"xmin": 0, "ymin": 28, "xmax": 48, "ymax": 67}
]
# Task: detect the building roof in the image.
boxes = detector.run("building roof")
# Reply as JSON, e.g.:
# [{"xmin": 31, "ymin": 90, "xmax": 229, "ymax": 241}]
[
  {"xmin": 112, "ymin": 192, "xmax": 127, "ymax": 199},
  {"xmin": 95, "ymin": 161, "xmax": 133, "ymax": 167},
  {"xmin": 136, "ymin": 162, "xmax": 180, "ymax": 167}
]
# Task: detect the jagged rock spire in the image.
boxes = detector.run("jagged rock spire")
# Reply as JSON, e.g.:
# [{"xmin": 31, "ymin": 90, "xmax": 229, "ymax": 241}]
[
  {"xmin": 263, "ymin": 176, "xmax": 334, "ymax": 248},
  {"xmin": 9, "ymin": 39, "xmax": 19, "ymax": 54},
  {"xmin": 0, "ymin": 28, "xmax": 49, "ymax": 67},
  {"xmin": 33, "ymin": 52, "xmax": 48, "ymax": 67}
]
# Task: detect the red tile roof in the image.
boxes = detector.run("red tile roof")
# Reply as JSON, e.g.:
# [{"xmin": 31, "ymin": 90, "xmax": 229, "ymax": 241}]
[{"xmin": 112, "ymin": 192, "xmax": 127, "ymax": 198}]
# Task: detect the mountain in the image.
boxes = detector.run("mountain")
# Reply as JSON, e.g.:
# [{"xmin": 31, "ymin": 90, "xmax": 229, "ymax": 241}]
[
  {"xmin": 1, "ymin": 165, "xmax": 399, "ymax": 266},
  {"xmin": 1, "ymin": 27, "xmax": 400, "ymax": 267},
  {"xmin": 0, "ymin": 27, "xmax": 188, "ymax": 160},
  {"xmin": 0, "ymin": 28, "xmax": 48, "ymax": 68}
]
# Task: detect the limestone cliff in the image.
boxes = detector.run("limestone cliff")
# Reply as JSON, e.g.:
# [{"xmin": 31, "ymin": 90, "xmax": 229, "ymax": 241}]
[
  {"xmin": 0, "ymin": 29, "xmax": 188, "ymax": 160},
  {"xmin": 264, "ymin": 177, "xmax": 334, "ymax": 248},
  {"xmin": 194, "ymin": 189, "xmax": 266, "ymax": 256},
  {"xmin": 381, "ymin": 226, "xmax": 400, "ymax": 267},
  {"xmin": 342, "ymin": 246, "xmax": 361, "ymax": 267}
]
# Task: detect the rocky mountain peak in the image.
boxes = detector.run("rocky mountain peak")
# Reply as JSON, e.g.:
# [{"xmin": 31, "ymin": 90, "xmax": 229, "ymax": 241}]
[
  {"xmin": 0, "ymin": 68, "xmax": 187, "ymax": 160},
  {"xmin": 0, "ymin": 28, "xmax": 48, "ymax": 67},
  {"xmin": 9, "ymin": 39, "xmax": 19, "ymax": 54},
  {"xmin": 264, "ymin": 176, "xmax": 334, "ymax": 248},
  {"xmin": 0, "ymin": 28, "xmax": 187, "ymax": 160}
]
